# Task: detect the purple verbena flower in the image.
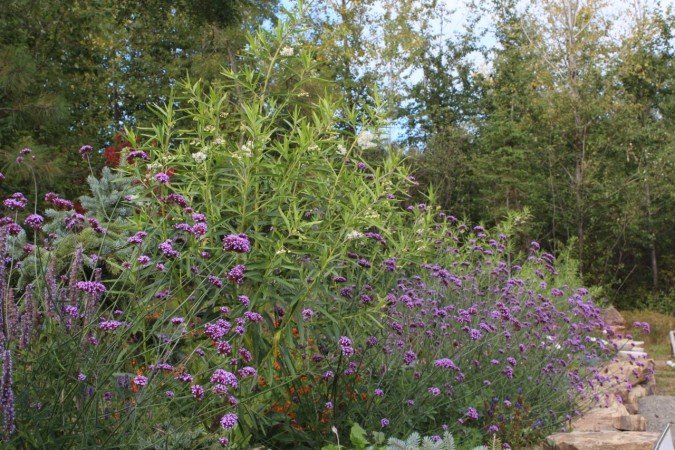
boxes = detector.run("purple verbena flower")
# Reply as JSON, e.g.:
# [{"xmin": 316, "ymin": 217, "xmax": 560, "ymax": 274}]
[
  {"xmin": 126, "ymin": 150, "xmax": 149, "ymax": 163},
  {"xmin": 220, "ymin": 413, "xmax": 238, "ymax": 430},
  {"xmin": 75, "ymin": 281, "xmax": 106, "ymax": 294},
  {"xmin": 222, "ymin": 234, "xmax": 251, "ymax": 253},
  {"xmin": 154, "ymin": 172, "xmax": 170, "ymax": 184},
  {"xmin": 3, "ymin": 193, "xmax": 27, "ymax": 210},
  {"xmin": 227, "ymin": 265, "xmax": 246, "ymax": 284},
  {"xmin": 24, "ymin": 214, "xmax": 44, "ymax": 230},
  {"xmin": 79, "ymin": 145, "xmax": 93, "ymax": 158}
]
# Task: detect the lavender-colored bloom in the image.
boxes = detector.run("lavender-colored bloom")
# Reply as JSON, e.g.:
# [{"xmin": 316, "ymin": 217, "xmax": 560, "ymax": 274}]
[
  {"xmin": 301, "ymin": 308, "xmax": 314, "ymax": 321},
  {"xmin": 428, "ymin": 387, "xmax": 441, "ymax": 396},
  {"xmin": 434, "ymin": 358, "xmax": 459, "ymax": 371},
  {"xmin": 127, "ymin": 231, "xmax": 147, "ymax": 245},
  {"xmin": 325, "ymin": 401, "xmax": 333, "ymax": 409},
  {"xmin": 99, "ymin": 320, "xmax": 124, "ymax": 331},
  {"xmin": 220, "ymin": 413, "xmax": 238, "ymax": 430},
  {"xmin": 1, "ymin": 350, "xmax": 15, "ymax": 437},
  {"xmin": 238, "ymin": 295, "xmax": 250, "ymax": 306},
  {"xmin": 227, "ymin": 265, "xmax": 246, "ymax": 284},
  {"xmin": 64, "ymin": 305, "xmax": 79, "ymax": 318},
  {"xmin": 76, "ymin": 281, "xmax": 106, "ymax": 295},
  {"xmin": 0, "ymin": 173, "xmax": 4, "ymax": 181},
  {"xmin": 175, "ymin": 373, "xmax": 193, "ymax": 383},
  {"xmin": 87, "ymin": 217, "xmax": 107, "ymax": 234},
  {"xmin": 208, "ymin": 275, "xmax": 223, "ymax": 288},
  {"xmin": 244, "ymin": 311, "xmax": 263, "ymax": 323},
  {"xmin": 159, "ymin": 240, "xmax": 180, "ymax": 258},
  {"xmin": 164, "ymin": 193, "xmax": 188, "ymax": 207},
  {"xmin": 79, "ymin": 145, "xmax": 93, "ymax": 158},
  {"xmin": 374, "ymin": 388, "xmax": 384, "ymax": 397},
  {"xmin": 403, "ymin": 350, "xmax": 417, "ymax": 365},
  {"xmin": 133, "ymin": 375, "xmax": 148, "ymax": 386},
  {"xmin": 3, "ymin": 193, "xmax": 27, "ymax": 210},
  {"xmin": 383, "ymin": 257, "xmax": 397, "ymax": 272},
  {"xmin": 174, "ymin": 223, "xmax": 191, "ymax": 232},
  {"xmin": 466, "ymin": 407, "xmax": 479, "ymax": 420},
  {"xmin": 154, "ymin": 172, "xmax": 170, "ymax": 184},
  {"xmin": 44, "ymin": 192, "xmax": 74, "ymax": 210},
  {"xmin": 126, "ymin": 150, "xmax": 149, "ymax": 163},
  {"xmin": 211, "ymin": 369, "xmax": 238, "ymax": 388},
  {"xmin": 222, "ymin": 234, "xmax": 251, "ymax": 253},
  {"xmin": 64, "ymin": 212, "xmax": 85, "ymax": 231},
  {"xmin": 191, "ymin": 384, "xmax": 205, "ymax": 400},
  {"xmin": 503, "ymin": 366, "xmax": 514, "ymax": 379},
  {"xmin": 357, "ymin": 258, "xmax": 371, "ymax": 268},
  {"xmin": 238, "ymin": 366, "xmax": 257, "ymax": 378},
  {"xmin": 191, "ymin": 222, "xmax": 207, "ymax": 237},
  {"xmin": 380, "ymin": 418, "xmax": 389, "ymax": 428},
  {"xmin": 24, "ymin": 214, "xmax": 44, "ymax": 230},
  {"xmin": 468, "ymin": 328, "xmax": 482, "ymax": 340},
  {"xmin": 78, "ymin": 373, "xmax": 87, "ymax": 382},
  {"xmin": 633, "ymin": 321, "xmax": 651, "ymax": 334},
  {"xmin": 137, "ymin": 255, "xmax": 151, "ymax": 266},
  {"xmin": 338, "ymin": 336, "xmax": 352, "ymax": 348}
]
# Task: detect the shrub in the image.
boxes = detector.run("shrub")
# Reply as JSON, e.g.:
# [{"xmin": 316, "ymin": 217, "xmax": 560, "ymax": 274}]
[{"xmin": 0, "ymin": 7, "xmax": 621, "ymax": 449}]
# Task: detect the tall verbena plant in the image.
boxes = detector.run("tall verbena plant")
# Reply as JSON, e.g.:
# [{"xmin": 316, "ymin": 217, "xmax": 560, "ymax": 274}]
[{"xmin": 0, "ymin": 5, "xmax": 625, "ymax": 449}]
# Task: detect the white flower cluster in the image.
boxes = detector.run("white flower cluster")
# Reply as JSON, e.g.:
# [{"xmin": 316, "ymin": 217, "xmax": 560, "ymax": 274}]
[
  {"xmin": 356, "ymin": 130, "xmax": 377, "ymax": 149},
  {"xmin": 192, "ymin": 151, "xmax": 207, "ymax": 163},
  {"xmin": 336, "ymin": 144, "xmax": 347, "ymax": 156},
  {"xmin": 238, "ymin": 141, "xmax": 253, "ymax": 158},
  {"xmin": 280, "ymin": 46, "xmax": 294, "ymax": 57},
  {"xmin": 346, "ymin": 230, "xmax": 364, "ymax": 240}
]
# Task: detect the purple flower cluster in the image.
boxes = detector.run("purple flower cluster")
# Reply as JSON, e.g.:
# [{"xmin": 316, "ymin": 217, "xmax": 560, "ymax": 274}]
[
  {"xmin": 3, "ymin": 193, "xmax": 27, "ymax": 210},
  {"xmin": 159, "ymin": 240, "xmax": 180, "ymax": 258},
  {"xmin": 79, "ymin": 145, "xmax": 93, "ymax": 158},
  {"xmin": 227, "ymin": 265, "xmax": 246, "ymax": 284},
  {"xmin": 223, "ymin": 234, "xmax": 251, "ymax": 253},
  {"xmin": 220, "ymin": 413, "xmax": 238, "ymax": 430},
  {"xmin": 155, "ymin": 172, "xmax": 170, "ymax": 184},
  {"xmin": 24, "ymin": 214, "xmax": 44, "ymax": 230},
  {"xmin": 45, "ymin": 192, "xmax": 74, "ymax": 210},
  {"xmin": 126, "ymin": 150, "xmax": 149, "ymax": 163},
  {"xmin": 75, "ymin": 281, "xmax": 106, "ymax": 295}
]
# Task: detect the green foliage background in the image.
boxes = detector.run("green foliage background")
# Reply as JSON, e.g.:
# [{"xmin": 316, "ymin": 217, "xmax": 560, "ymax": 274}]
[{"xmin": 1, "ymin": 0, "xmax": 672, "ymax": 307}]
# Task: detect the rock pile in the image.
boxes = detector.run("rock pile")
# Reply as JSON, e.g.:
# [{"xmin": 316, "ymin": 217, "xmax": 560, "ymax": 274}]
[{"xmin": 545, "ymin": 307, "xmax": 661, "ymax": 450}]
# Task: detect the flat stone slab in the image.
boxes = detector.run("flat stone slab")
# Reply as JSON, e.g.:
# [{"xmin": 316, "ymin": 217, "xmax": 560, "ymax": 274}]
[
  {"xmin": 546, "ymin": 431, "xmax": 659, "ymax": 450},
  {"xmin": 571, "ymin": 404, "xmax": 629, "ymax": 431},
  {"xmin": 613, "ymin": 339, "xmax": 645, "ymax": 349},
  {"xmin": 613, "ymin": 414, "xmax": 647, "ymax": 431},
  {"xmin": 619, "ymin": 350, "xmax": 649, "ymax": 359}
]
